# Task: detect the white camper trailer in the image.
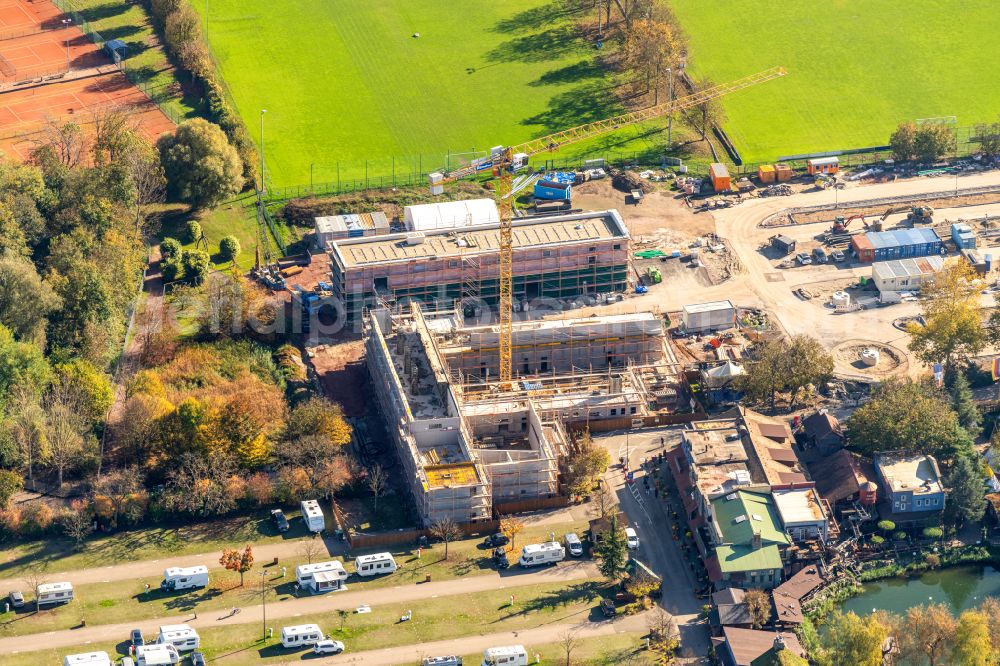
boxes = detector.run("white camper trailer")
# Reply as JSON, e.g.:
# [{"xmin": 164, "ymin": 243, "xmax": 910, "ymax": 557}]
[
  {"xmin": 135, "ymin": 644, "xmax": 180, "ymax": 666},
  {"xmin": 296, "ymin": 560, "xmax": 348, "ymax": 593},
  {"xmin": 518, "ymin": 542, "xmax": 565, "ymax": 567},
  {"xmin": 160, "ymin": 566, "xmax": 209, "ymax": 591},
  {"xmin": 300, "ymin": 499, "xmax": 325, "ymax": 532},
  {"xmin": 280, "ymin": 623, "xmax": 324, "ymax": 648},
  {"xmin": 37, "ymin": 581, "xmax": 74, "ymax": 606},
  {"xmin": 63, "ymin": 652, "xmax": 112, "ymax": 666},
  {"xmin": 481, "ymin": 645, "xmax": 528, "ymax": 666},
  {"xmin": 156, "ymin": 624, "xmax": 200, "ymax": 651},
  {"xmin": 353, "ymin": 552, "xmax": 397, "ymax": 577}
]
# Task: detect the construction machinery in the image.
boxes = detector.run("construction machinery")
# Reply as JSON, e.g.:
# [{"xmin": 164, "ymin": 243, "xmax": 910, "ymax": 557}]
[
  {"xmin": 879, "ymin": 205, "xmax": 934, "ymax": 226},
  {"xmin": 831, "ymin": 214, "xmax": 882, "ymax": 234},
  {"xmin": 428, "ymin": 67, "xmax": 788, "ymax": 385}
]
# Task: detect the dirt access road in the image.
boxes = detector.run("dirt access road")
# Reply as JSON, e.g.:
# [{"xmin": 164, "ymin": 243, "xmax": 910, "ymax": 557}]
[{"xmin": 0, "ymin": 562, "xmax": 598, "ymax": 656}]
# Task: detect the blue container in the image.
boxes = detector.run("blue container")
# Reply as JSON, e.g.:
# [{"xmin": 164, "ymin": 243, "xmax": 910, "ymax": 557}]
[{"xmin": 534, "ymin": 180, "xmax": 572, "ymax": 201}]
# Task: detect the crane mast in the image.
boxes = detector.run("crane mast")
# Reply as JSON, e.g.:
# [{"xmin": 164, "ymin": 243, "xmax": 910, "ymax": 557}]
[{"xmin": 430, "ymin": 67, "xmax": 787, "ymax": 386}]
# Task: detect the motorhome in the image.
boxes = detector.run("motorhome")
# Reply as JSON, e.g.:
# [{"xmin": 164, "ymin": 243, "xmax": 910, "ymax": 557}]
[
  {"xmin": 160, "ymin": 566, "xmax": 209, "ymax": 592},
  {"xmin": 280, "ymin": 623, "xmax": 324, "ymax": 648},
  {"xmin": 135, "ymin": 644, "xmax": 180, "ymax": 666},
  {"xmin": 156, "ymin": 624, "xmax": 200, "ymax": 651},
  {"xmin": 301, "ymin": 499, "xmax": 325, "ymax": 533},
  {"xmin": 295, "ymin": 561, "xmax": 348, "ymax": 593},
  {"xmin": 37, "ymin": 581, "xmax": 74, "ymax": 606},
  {"xmin": 353, "ymin": 552, "xmax": 398, "ymax": 577},
  {"xmin": 481, "ymin": 645, "xmax": 528, "ymax": 666},
  {"xmin": 63, "ymin": 652, "xmax": 112, "ymax": 666},
  {"xmin": 518, "ymin": 542, "xmax": 565, "ymax": 567}
]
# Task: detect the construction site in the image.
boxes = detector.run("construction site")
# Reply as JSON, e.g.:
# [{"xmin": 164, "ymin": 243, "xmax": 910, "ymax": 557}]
[{"xmin": 364, "ymin": 301, "xmax": 692, "ymax": 526}]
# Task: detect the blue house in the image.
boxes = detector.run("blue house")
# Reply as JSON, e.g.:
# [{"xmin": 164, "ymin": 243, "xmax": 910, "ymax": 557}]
[{"xmin": 873, "ymin": 451, "xmax": 946, "ymax": 523}]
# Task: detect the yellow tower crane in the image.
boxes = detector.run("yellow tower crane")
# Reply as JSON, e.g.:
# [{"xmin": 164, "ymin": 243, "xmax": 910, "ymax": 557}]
[{"xmin": 429, "ymin": 66, "xmax": 787, "ymax": 386}]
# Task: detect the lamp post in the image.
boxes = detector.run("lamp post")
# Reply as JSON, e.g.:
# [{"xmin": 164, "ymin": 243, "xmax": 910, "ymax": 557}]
[
  {"xmin": 260, "ymin": 570, "xmax": 267, "ymax": 641},
  {"xmin": 259, "ymin": 109, "xmax": 267, "ymax": 195},
  {"xmin": 61, "ymin": 19, "xmax": 72, "ymax": 71}
]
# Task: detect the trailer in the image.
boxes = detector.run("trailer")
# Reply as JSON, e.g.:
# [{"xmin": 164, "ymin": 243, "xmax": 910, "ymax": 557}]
[
  {"xmin": 281, "ymin": 623, "xmax": 325, "ymax": 648},
  {"xmin": 135, "ymin": 644, "xmax": 180, "ymax": 666},
  {"xmin": 38, "ymin": 581, "xmax": 74, "ymax": 606},
  {"xmin": 295, "ymin": 560, "xmax": 348, "ymax": 593},
  {"xmin": 156, "ymin": 624, "xmax": 200, "ymax": 652},
  {"xmin": 354, "ymin": 552, "xmax": 398, "ymax": 577},
  {"xmin": 64, "ymin": 652, "xmax": 113, "ymax": 666},
  {"xmin": 518, "ymin": 542, "xmax": 565, "ymax": 567},
  {"xmin": 300, "ymin": 499, "xmax": 325, "ymax": 533},
  {"xmin": 160, "ymin": 566, "xmax": 209, "ymax": 592},
  {"xmin": 482, "ymin": 645, "xmax": 528, "ymax": 666}
]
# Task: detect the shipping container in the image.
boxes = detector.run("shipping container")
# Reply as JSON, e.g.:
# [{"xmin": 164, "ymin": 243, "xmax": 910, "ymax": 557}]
[
  {"xmin": 709, "ymin": 163, "xmax": 731, "ymax": 192},
  {"xmin": 681, "ymin": 300, "xmax": 736, "ymax": 333}
]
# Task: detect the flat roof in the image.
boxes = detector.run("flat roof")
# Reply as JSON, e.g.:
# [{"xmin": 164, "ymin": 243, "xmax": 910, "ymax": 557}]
[
  {"xmin": 875, "ymin": 452, "xmax": 943, "ymax": 495},
  {"xmin": 425, "ymin": 462, "xmax": 481, "ymax": 489},
  {"xmin": 683, "ymin": 300, "xmax": 735, "ymax": 314},
  {"xmin": 331, "ymin": 210, "xmax": 627, "ymax": 268},
  {"xmin": 773, "ymin": 488, "xmax": 826, "ymax": 524},
  {"xmin": 865, "ymin": 227, "xmax": 940, "ymax": 249},
  {"xmin": 808, "ymin": 156, "xmax": 839, "ymax": 165},
  {"xmin": 685, "ymin": 427, "xmax": 748, "ymax": 465},
  {"xmin": 872, "ymin": 256, "xmax": 944, "ymax": 279}
]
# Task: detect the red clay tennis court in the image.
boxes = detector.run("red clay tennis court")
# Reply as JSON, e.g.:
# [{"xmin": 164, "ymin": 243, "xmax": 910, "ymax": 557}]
[
  {"xmin": 1, "ymin": 27, "xmax": 104, "ymax": 80},
  {"xmin": 0, "ymin": 0, "xmax": 63, "ymax": 34}
]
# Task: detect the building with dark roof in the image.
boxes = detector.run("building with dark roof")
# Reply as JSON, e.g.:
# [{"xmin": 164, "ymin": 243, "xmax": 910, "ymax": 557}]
[
  {"xmin": 800, "ymin": 411, "xmax": 844, "ymax": 454},
  {"xmin": 713, "ymin": 627, "xmax": 805, "ymax": 666}
]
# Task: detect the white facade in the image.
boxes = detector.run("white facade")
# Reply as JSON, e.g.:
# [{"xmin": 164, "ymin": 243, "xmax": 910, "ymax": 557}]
[
  {"xmin": 682, "ymin": 300, "xmax": 736, "ymax": 333},
  {"xmin": 156, "ymin": 624, "xmax": 200, "ymax": 651},
  {"xmin": 482, "ymin": 645, "xmax": 529, "ymax": 666},
  {"xmin": 161, "ymin": 566, "xmax": 209, "ymax": 591},
  {"xmin": 872, "ymin": 256, "xmax": 944, "ymax": 293},
  {"xmin": 404, "ymin": 199, "xmax": 500, "ymax": 231},
  {"xmin": 773, "ymin": 488, "xmax": 829, "ymax": 542},
  {"xmin": 38, "ymin": 581, "xmax": 73, "ymax": 605}
]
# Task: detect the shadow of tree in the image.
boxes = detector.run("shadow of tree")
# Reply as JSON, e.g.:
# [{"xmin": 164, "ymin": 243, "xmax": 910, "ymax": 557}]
[
  {"xmin": 99, "ymin": 24, "xmax": 142, "ymax": 42},
  {"xmin": 485, "ymin": 24, "xmax": 582, "ymax": 64},
  {"xmin": 492, "ymin": 580, "xmax": 605, "ymax": 621},
  {"xmin": 76, "ymin": 2, "xmax": 130, "ymax": 22},
  {"xmin": 492, "ymin": 2, "xmax": 585, "ymax": 35},
  {"xmin": 520, "ymin": 79, "xmax": 625, "ymax": 133},
  {"xmin": 160, "ymin": 587, "xmax": 222, "ymax": 612},
  {"xmin": 529, "ymin": 58, "xmax": 606, "ymax": 87}
]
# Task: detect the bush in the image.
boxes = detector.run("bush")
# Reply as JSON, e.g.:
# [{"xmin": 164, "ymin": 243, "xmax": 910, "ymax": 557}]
[
  {"xmin": 877, "ymin": 520, "xmax": 896, "ymax": 533},
  {"xmin": 161, "ymin": 257, "xmax": 184, "ymax": 283},
  {"xmin": 158, "ymin": 119, "xmax": 243, "ymax": 208},
  {"xmin": 923, "ymin": 526, "xmax": 944, "ymax": 539},
  {"xmin": 219, "ymin": 235, "xmax": 240, "ymax": 262},
  {"xmin": 870, "ymin": 535, "xmax": 884, "ymax": 546},
  {"xmin": 182, "ymin": 250, "xmax": 211, "ymax": 284},
  {"xmin": 925, "ymin": 553, "xmax": 941, "ymax": 568},
  {"xmin": 893, "ymin": 531, "xmax": 908, "ymax": 541},
  {"xmin": 161, "ymin": 237, "xmax": 182, "ymax": 260},
  {"xmin": 184, "ymin": 220, "xmax": 202, "ymax": 244}
]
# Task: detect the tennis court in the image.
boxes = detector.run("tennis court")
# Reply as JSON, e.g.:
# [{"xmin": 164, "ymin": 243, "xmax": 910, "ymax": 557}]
[{"xmin": 0, "ymin": 26, "xmax": 103, "ymax": 80}]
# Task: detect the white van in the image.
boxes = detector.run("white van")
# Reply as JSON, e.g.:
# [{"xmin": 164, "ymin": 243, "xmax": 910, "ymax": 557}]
[
  {"xmin": 482, "ymin": 645, "xmax": 528, "ymax": 666},
  {"xmin": 135, "ymin": 644, "xmax": 180, "ymax": 666},
  {"xmin": 38, "ymin": 581, "xmax": 74, "ymax": 606},
  {"xmin": 354, "ymin": 552, "xmax": 397, "ymax": 577},
  {"xmin": 281, "ymin": 623, "xmax": 324, "ymax": 649},
  {"xmin": 296, "ymin": 560, "xmax": 348, "ymax": 594},
  {"xmin": 160, "ymin": 566, "xmax": 209, "ymax": 592},
  {"xmin": 518, "ymin": 542, "xmax": 565, "ymax": 567},
  {"xmin": 63, "ymin": 652, "xmax": 112, "ymax": 666},
  {"xmin": 301, "ymin": 499, "xmax": 325, "ymax": 533},
  {"xmin": 156, "ymin": 624, "xmax": 200, "ymax": 651}
]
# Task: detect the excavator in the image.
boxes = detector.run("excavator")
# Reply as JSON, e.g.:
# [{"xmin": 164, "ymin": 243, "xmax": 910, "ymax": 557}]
[
  {"xmin": 879, "ymin": 205, "xmax": 934, "ymax": 226},
  {"xmin": 830, "ymin": 215, "xmax": 877, "ymax": 234}
]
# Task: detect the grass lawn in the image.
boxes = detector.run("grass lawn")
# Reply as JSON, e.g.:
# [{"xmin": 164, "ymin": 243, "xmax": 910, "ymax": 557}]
[
  {"xmin": 670, "ymin": 0, "xmax": 1000, "ymax": 162},
  {"xmin": 66, "ymin": 0, "xmax": 199, "ymax": 121},
  {"xmin": 192, "ymin": 0, "xmax": 686, "ymax": 188}
]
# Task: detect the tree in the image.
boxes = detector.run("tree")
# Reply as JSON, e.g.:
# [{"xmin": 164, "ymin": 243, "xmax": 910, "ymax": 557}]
[
  {"xmin": 621, "ymin": 19, "xmax": 683, "ymax": 105},
  {"xmin": 0, "ymin": 469, "xmax": 23, "ymax": 509},
  {"xmin": 646, "ymin": 608, "xmax": 680, "ymax": 663},
  {"xmin": 185, "ymin": 220, "xmax": 202, "ymax": 244},
  {"xmin": 44, "ymin": 385, "xmax": 88, "ymax": 487},
  {"xmin": 890, "ymin": 121, "xmax": 918, "ymax": 162},
  {"xmin": 157, "ymin": 119, "xmax": 242, "ymax": 208},
  {"xmin": 846, "ymin": 379, "xmax": 971, "ymax": 459},
  {"xmin": 92, "ymin": 470, "xmax": 143, "ymax": 528},
  {"xmin": 219, "ymin": 544, "xmax": 254, "ymax": 586},
  {"xmin": 164, "ymin": 454, "xmax": 239, "ymax": 516},
  {"xmin": 430, "ymin": 517, "xmax": 462, "ymax": 560},
  {"xmin": 784, "ymin": 335, "xmax": 834, "ymax": 409},
  {"xmin": 950, "ymin": 372, "xmax": 982, "ymax": 440},
  {"xmin": 366, "ymin": 463, "xmax": 388, "ymax": 516},
  {"xmin": 974, "ymin": 119, "xmax": 1000, "ymax": 159},
  {"xmin": 276, "ymin": 436, "xmax": 352, "ymax": 499},
  {"xmin": 915, "ymin": 123, "xmax": 956, "ymax": 163},
  {"xmin": 32, "ymin": 119, "xmax": 87, "ymax": 168},
  {"xmin": 182, "ymin": 249, "xmax": 211, "ymax": 285},
  {"xmin": 284, "ymin": 397, "xmax": 353, "ymax": 446},
  {"xmin": 744, "ymin": 588, "xmax": 771, "ymax": 630},
  {"xmin": 898, "ymin": 603, "xmax": 958, "ymax": 666},
  {"xmin": 121, "ymin": 133, "xmax": 166, "ymax": 232},
  {"xmin": 55, "ymin": 358, "xmax": 113, "ymax": 424},
  {"xmin": 977, "ymin": 597, "xmax": 1000, "ymax": 655},
  {"xmin": 592, "ymin": 483, "xmax": 616, "ymax": 520},
  {"xmin": 4, "ymin": 385, "xmax": 48, "ymax": 482},
  {"xmin": 219, "ymin": 236, "xmax": 240, "ymax": 262},
  {"xmin": 736, "ymin": 338, "xmax": 788, "ymax": 410},
  {"xmin": 0, "ymin": 324, "xmax": 51, "ymax": 403},
  {"xmin": 908, "ymin": 259, "xmax": 984, "ymax": 370},
  {"xmin": 814, "ymin": 611, "xmax": 890, "ymax": 666},
  {"xmin": 558, "ymin": 629, "xmax": 580, "ymax": 666},
  {"xmin": 23, "ymin": 571, "xmax": 48, "ymax": 611},
  {"xmin": 59, "ymin": 499, "xmax": 94, "ymax": 549},
  {"xmin": 499, "ymin": 515, "xmax": 525, "ymax": 553},
  {"xmin": 161, "ymin": 237, "xmax": 182, "ymax": 261},
  {"xmin": 596, "ymin": 514, "xmax": 629, "ymax": 582},
  {"xmin": 946, "ymin": 454, "xmax": 987, "ymax": 526},
  {"xmin": 563, "ymin": 432, "xmax": 611, "ymax": 497},
  {"xmin": 952, "ymin": 610, "xmax": 993, "ymax": 666},
  {"xmin": 296, "ymin": 538, "xmax": 324, "ymax": 565},
  {"xmin": 0, "ymin": 254, "xmax": 61, "ymax": 345},
  {"xmin": 877, "ymin": 520, "xmax": 896, "ymax": 534}
]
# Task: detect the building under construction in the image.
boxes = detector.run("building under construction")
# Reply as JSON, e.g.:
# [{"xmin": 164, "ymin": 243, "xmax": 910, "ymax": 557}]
[
  {"xmin": 330, "ymin": 210, "xmax": 631, "ymax": 325},
  {"xmin": 366, "ymin": 303, "xmax": 690, "ymax": 526}
]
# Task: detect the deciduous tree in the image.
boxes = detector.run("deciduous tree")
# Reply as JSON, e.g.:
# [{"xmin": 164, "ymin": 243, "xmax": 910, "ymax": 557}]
[
  {"xmin": 0, "ymin": 254, "xmax": 61, "ymax": 345},
  {"xmin": 974, "ymin": 119, "xmax": 1000, "ymax": 159},
  {"xmin": 952, "ymin": 609, "xmax": 993, "ymax": 666},
  {"xmin": 284, "ymin": 397, "xmax": 352, "ymax": 446},
  {"xmin": 219, "ymin": 236, "xmax": 240, "ymax": 263},
  {"xmin": 499, "ymin": 515, "xmax": 525, "ymax": 553},
  {"xmin": 59, "ymin": 498, "xmax": 94, "ymax": 548},
  {"xmin": 158, "ymin": 119, "xmax": 242, "ymax": 208},
  {"xmin": 621, "ymin": 18, "xmax": 683, "ymax": 105},
  {"xmin": 563, "ymin": 431, "xmax": 611, "ymax": 497},
  {"xmin": 366, "ymin": 463, "xmax": 388, "ymax": 516},
  {"xmin": 0, "ymin": 469, "xmax": 23, "ymax": 509},
  {"xmin": 219, "ymin": 544, "xmax": 254, "ymax": 586},
  {"xmin": 744, "ymin": 588, "xmax": 771, "ymax": 629},
  {"xmin": 890, "ymin": 121, "xmax": 918, "ymax": 162},
  {"xmin": 908, "ymin": 259, "xmax": 984, "ymax": 370},
  {"xmin": 915, "ymin": 123, "xmax": 956, "ymax": 163},
  {"xmin": 44, "ymin": 384, "xmax": 88, "ymax": 487},
  {"xmin": 92, "ymin": 469, "xmax": 143, "ymax": 528},
  {"xmin": 680, "ymin": 76, "xmax": 727, "ymax": 140},
  {"xmin": 814, "ymin": 611, "xmax": 889, "ymax": 666},
  {"xmin": 898, "ymin": 603, "xmax": 958, "ymax": 666},
  {"xmin": 430, "ymin": 517, "xmax": 461, "ymax": 560}
]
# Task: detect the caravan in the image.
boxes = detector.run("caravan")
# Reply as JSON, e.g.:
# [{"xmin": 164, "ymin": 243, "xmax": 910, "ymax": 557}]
[
  {"xmin": 38, "ymin": 581, "xmax": 74, "ymax": 606},
  {"xmin": 481, "ymin": 645, "xmax": 528, "ymax": 666},
  {"xmin": 353, "ymin": 552, "xmax": 397, "ymax": 577},
  {"xmin": 280, "ymin": 623, "xmax": 324, "ymax": 648},
  {"xmin": 160, "ymin": 566, "xmax": 209, "ymax": 591},
  {"xmin": 156, "ymin": 624, "xmax": 200, "ymax": 651},
  {"xmin": 301, "ymin": 499, "xmax": 325, "ymax": 533},
  {"xmin": 135, "ymin": 644, "xmax": 180, "ymax": 666},
  {"xmin": 295, "ymin": 560, "xmax": 348, "ymax": 594},
  {"xmin": 63, "ymin": 652, "xmax": 112, "ymax": 666},
  {"xmin": 518, "ymin": 542, "xmax": 565, "ymax": 568}
]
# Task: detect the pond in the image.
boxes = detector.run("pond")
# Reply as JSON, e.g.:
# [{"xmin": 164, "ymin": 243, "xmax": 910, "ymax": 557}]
[{"xmin": 841, "ymin": 565, "xmax": 1000, "ymax": 616}]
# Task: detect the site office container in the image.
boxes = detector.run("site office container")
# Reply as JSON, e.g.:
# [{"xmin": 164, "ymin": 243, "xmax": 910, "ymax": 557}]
[{"xmin": 709, "ymin": 163, "xmax": 731, "ymax": 191}]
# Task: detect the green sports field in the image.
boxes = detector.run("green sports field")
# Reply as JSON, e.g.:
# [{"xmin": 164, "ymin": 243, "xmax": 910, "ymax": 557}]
[
  {"xmin": 669, "ymin": 0, "xmax": 1000, "ymax": 162},
  {"xmin": 196, "ymin": 0, "xmax": 675, "ymax": 188}
]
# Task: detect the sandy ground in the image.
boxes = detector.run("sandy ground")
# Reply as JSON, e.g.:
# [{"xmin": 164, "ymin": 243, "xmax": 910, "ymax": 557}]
[
  {"xmin": 308, "ymin": 339, "xmax": 367, "ymax": 417},
  {"xmin": 572, "ymin": 178, "xmax": 715, "ymax": 238}
]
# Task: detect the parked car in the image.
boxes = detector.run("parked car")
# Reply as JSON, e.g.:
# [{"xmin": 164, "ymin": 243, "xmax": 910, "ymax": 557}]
[
  {"xmin": 493, "ymin": 547, "xmax": 510, "ymax": 570},
  {"xmin": 8, "ymin": 590, "xmax": 23, "ymax": 608},
  {"xmin": 191, "ymin": 652, "xmax": 206, "ymax": 666},
  {"xmin": 831, "ymin": 250, "xmax": 846, "ymax": 262},
  {"xmin": 625, "ymin": 527, "xmax": 640, "ymax": 549},
  {"xmin": 796, "ymin": 252, "xmax": 812, "ymax": 265},
  {"xmin": 812, "ymin": 247, "xmax": 828, "ymax": 263},
  {"xmin": 564, "ymin": 533, "xmax": 583, "ymax": 557},
  {"xmin": 270, "ymin": 508, "xmax": 289, "ymax": 533},
  {"xmin": 130, "ymin": 628, "xmax": 144, "ymax": 648},
  {"xmin": 313, "ymin": 639, "xmax": 345, "ymax": 655},
  {"xmin": 484, "ymin": 533, "xmax": 510, "ymax": 548},
  {"xmin": 600, "ymin": 599, "xmax": 616, "ymax": 618}
]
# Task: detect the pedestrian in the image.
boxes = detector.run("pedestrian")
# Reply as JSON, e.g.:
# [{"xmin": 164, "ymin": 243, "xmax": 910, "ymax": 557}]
[{"xmin": 194, "ymin": 610, "xmax": 198, "ymax": 619}]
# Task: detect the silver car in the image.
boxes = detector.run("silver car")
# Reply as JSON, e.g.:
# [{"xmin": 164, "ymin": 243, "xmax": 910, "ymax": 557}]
[{"xmin": 564, "ymin": 533, "xmax": 583, "ymax": 557}]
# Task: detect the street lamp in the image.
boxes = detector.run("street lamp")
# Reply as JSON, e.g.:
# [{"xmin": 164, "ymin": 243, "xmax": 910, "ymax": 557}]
[
  {"xmin": 61, "ymin": 19, "xmax": 72, "ymax": 71},
  {"xmin": 259, "ymin": 570, "xmax": 267, "ymax": 641},
  {"xmin": 259, "ymin": 109, "xmax": 267, "ymax": 195}
]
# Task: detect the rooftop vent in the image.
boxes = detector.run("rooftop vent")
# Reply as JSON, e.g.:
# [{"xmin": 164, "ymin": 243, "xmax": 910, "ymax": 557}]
[{"xmin": 734, "ymin": 515, "xmax": 747, "ymax": 524}]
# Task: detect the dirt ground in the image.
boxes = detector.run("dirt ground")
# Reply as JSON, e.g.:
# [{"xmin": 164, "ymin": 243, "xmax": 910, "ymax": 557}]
[
  {"xmin": 786, "ymin": 188, "xmax": 1000, "ymax": 226},
  {"xmin": 308, "ymin": 339, "xmax": 367, "ymax": 417},
  {"xmin": 572, "ymin": 178, "xmax": 716, "ymax": 238},
  {"xmin": 831, "ymin": 339, "xmax": 909, "ymax": 379}
]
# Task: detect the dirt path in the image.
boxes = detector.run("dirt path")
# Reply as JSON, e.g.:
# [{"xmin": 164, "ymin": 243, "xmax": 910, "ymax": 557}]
[
  {"xmin": 0, "ymin": 563, "xmax": 598, "ymax": 655},
  {"xmin": 280, "ymin": 611, "xmax": 650, "ymax": 665}
]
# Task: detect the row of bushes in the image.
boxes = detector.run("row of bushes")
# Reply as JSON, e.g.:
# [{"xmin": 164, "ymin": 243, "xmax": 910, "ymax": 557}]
[
  {"xmin": 146, "ymin": 0, "xmax": 258, "ymax": 186},
  {"xmin": 857, "ymin": 544, "xmax": 994, "ymax": 581}
]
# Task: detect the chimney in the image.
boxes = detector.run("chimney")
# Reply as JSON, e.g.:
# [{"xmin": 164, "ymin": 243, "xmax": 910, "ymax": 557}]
[
  {"xmin": 773, "ymin": 633, "xmax": 786, "ymax": 651},
  {"xmin": 752, "ymin": 530, "xmax": 762, "ymax": 549}
]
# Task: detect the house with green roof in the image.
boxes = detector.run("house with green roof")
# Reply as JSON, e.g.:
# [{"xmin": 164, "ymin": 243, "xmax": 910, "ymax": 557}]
[{"xmin": 707, "ymin": 490, "xmax": 790, "ymax": 590}]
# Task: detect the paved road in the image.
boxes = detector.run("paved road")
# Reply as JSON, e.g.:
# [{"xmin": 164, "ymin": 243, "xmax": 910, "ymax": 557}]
[
  {"xmin": 0, "ymin": 562, "xmax": 598, "ymax": 656},
  {"xmin": 595, "ymin": 427, "xmax": 711, "ymax": 661},
  {"xmin": 280, "ymin": 612, "xmax": 650, "ymax": 665}
]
